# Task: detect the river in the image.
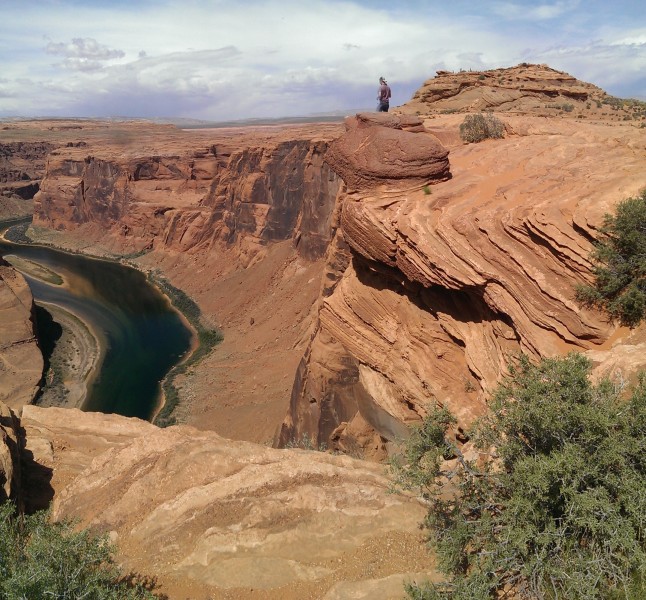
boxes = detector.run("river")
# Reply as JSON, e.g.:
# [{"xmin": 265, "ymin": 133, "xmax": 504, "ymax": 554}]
[{"xmin": 0, "ymin": 225, "xmax": 193, "ymax": 420}]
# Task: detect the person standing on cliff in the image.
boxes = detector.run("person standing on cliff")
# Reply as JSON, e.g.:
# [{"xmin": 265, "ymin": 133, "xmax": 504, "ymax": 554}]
[{"xmin": 377, "ymin": 77, "xmax": 391, "ymax": 112}]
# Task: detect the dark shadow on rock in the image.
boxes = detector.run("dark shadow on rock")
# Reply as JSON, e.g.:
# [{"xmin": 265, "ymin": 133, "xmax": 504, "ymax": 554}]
[
  {"xmin": 32, "ymin": 304, "xmax": 62, "ymax": 404},
  {"xmin": 120, "ymin": 573, "xmax": 169, "ymax": 599},
  {"xmin": 18, "ymin": 422, "xmax": 54, "ymax": 514}
]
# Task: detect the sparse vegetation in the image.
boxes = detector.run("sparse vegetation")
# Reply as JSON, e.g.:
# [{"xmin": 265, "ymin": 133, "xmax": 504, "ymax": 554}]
[
  {"xmin": 150, "ymin": 273, "xmax": 223, "ymax": 427},
  {"xmin": 423, "ymin": 185, "xmax": 431, "ymax": 195},
  {"xmin": 0, "ymin": 502, "xmax": 159, "ymax": 599},
  {"xmin": 2, "ymin": 220, "xmax": 33, "ymax": 244},
  {"xmin": 576, "ymin": 190, "xmax": 646, "ymax": 327},
  {"xmin": 284, "ymin": 433, "xmax": 327, "ymax": 452},
  {"xmin": 458, "ymin": 113, "xmax": 504, "ymax": 143},
  {"xmin": 392, "ymin": 353, "xmax": 646, "ymax": 600}
]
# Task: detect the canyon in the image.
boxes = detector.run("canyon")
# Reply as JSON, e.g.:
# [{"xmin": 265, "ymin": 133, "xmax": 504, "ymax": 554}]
[{"xmin": 1, "ymin": 64, "xmax": 646, "ymax": 598}]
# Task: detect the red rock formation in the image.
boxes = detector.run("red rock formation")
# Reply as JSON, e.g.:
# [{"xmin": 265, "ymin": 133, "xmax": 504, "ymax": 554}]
[
  {"xmin": 278, "ymin": 112, "xmax": 646, "ymax": 455},
  {"xmin": 11, "ymin": 67, "xmax": 646, "ymax": 458},
  {"xmin": 18, "ymin": 404, "xmax": 436, "ymax": 599},
  {"xmin": 0, "ymin": 402, "xmax": 20, "ymax": 502},
  {"xmin": 0, "ymin": 259, "xmax": 43, "ymax": 411},
  {"xmin": 402, "ymin": 63, "xmax": 612, "ymax": 117},
  {"xmin": 325, "ymin": 113, "xmax": 450, "ymax": 191},
  {"xmin": 33, "ymin": 125, "xmax": 341, "ymax": 262},
  {"xmin": 23, "ymin": 121, "xmax": 343, "ymax": 440},
  {"xmin": 0, "ymin": 140, "xmax": 56, "ymax": 218}
]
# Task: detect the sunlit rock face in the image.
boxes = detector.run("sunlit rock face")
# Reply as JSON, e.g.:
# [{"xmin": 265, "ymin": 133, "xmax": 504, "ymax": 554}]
[
  {"xmin": 0, "ymin": 260, "xmax": 43, "ymax": 412},
  {"xmin": 278, "ymin": 106, "xmax": 646, "ymax": 456},
  {"xmin": 19, "ymin": 405, "xmax": 435, "ymax": 599},
  {"xmin": 325, "ymin": 113, "xmax": 450, "ymax": 191},
  {"xmin": 0, "ymin": 402, "xmax": 20, "ymax": 502},
  {"xmin": 33, "ymin": 124, "xmax": 341, "ymax": 262},
  {"xmin": 402, "ymin": 63, "xmax": 609, "ymax": 116},
  {"xmin": 0, "ymin": 140, "xmax": 56, "ymax": 219},
  {"xmin": 19, "ymin": 66, "xmax": 646, "ymax": 461}
]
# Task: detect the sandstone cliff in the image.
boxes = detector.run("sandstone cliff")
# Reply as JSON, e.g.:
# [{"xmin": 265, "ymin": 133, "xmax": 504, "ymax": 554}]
[
  {"xmin": 9, "ymin": 66, "xmax": 646, "ymax": 457},
  {"xmin": 0, "ymin": 258, "xmax": 43, "ymax": 412},
  {"xmin": 0, "ymin": 140, "xmax": 55, "ymax": 219},
  {"xmin": 402, "ymin": 63, "xmax": 638, "ymax": 121},
  {"xmin": 278, "ymin": 109, "xmax": 646, "ymax": 455},
  {"xmin": 5, "ymin": 403, "xmax": 435, "ymax": 599},
  {"xmin": 25, "ymin": 121, "xmax": 343, "ymax": 441},
  {"xmin": 0, "ymin": 66, "xmax": 645, "ymax": 598},
  {"xmin": 0, "ymin": 253, "xmax": 434, "ymax": 599},
  {"xmin": 33, "ymin": 123, "xmax": 341, "ymax": 264}
]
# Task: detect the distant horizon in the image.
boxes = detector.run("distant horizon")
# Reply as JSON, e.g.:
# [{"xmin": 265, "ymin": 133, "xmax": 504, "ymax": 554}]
[
  {"xmin": 2, "ymin": 0, "xmax": 644, "ymax": 121},
  {"xmin": 2, "ymin": 66, "xmax": 645, "ymax": 126}
]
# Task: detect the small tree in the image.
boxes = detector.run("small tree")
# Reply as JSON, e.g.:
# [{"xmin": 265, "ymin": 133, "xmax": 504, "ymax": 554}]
[
  {"xmin": 459, "ymin": 113, "xmax": 504, "ymax": 143},
  {"xmin": 392, "ymin": 353, "xmax": 646, "ymax": 600},
  {"xmin": 576, "ymin": 190, "xmax": 646, "ymax": 327},
  {"xmin": 0, "ymin": 503, "xmax": 158, "ymax": 599}
]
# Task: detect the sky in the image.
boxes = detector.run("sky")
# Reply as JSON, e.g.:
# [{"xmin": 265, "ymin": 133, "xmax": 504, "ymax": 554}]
[{"xmin": 0, "ymin": 0, "xmax": 644, "ymax": 122}]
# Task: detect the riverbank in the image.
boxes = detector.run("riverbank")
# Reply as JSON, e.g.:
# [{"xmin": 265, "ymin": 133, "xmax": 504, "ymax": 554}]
[
  {"xmin": 36, "ymin": 302, "xmax": 103, "ymax": 410},
  {"xmin": 2, "ymin": 221, "xmax": 197, "ymax": 420}
]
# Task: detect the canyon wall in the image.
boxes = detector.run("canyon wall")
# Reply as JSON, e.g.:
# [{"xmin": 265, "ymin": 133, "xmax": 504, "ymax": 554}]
[
  {"xmin": 15, "ymin": 67, "xmax": 646, "ymax": 457},
  {"xmin": 0, "ymin": 259, "xmax": 43, "ymax": 412},
  {"xmin": 278, "ymin": 112, "xmax": 646, "ymax": 455},
  {"xmin": 0, "ymin": 140, "xmax": 55, "ymax": 218},
  {"xmin": 33, "ymin": 126, "xmax": 341, "ymax": 264}
]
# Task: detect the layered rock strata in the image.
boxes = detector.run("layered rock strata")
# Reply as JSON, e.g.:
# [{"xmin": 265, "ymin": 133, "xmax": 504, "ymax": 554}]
[
  {"xmin": 19, "ymin": 404, "xmax": 436, "ymax": 599},
  {"xmin": 26, "ymin": 121, "xmax": 343, "ymax": 441},
  {"xmin": 402, "ymin": 63, "xmax": 619, "ymax": 118},
  {"xmin": 33, "ymin": 124, "xmax": 341, "ymax": 263},
  {"xmin": 0, "ymin": 141, "xmax": 55, "ymax": 218},
  {"xmin": 0, "ymin": 401, "xmax": 20, "ymax": 502},
  {"xmin": 0, "ymin": 259, "xmax": 43, "ymax": 411},
  {"xmin": 278, "ymin": 112, "xmax": 646, "ymax": 454}
]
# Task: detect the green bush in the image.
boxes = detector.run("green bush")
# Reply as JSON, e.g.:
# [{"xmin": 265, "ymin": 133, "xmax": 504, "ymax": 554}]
[
  {"xmin": 392, "ymin": 353, "xmax": 646, "ymax": 600},
  {"xmin": 0, "ymin": 502, "xmax": 158, "ymax": 599},
  {"xmin": 458, "ymin": 113, "xmax": 504, "ymax": 143},
  {"xmin": 576, "ymin": 190, "xmax": 646, "ymax": 327}
]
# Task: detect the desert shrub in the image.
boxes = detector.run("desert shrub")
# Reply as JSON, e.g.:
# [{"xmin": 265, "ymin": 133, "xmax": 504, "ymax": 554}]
[
  {"xmin": 0, "ymin": 502, "xmax": 158, "ymax": 599},
  {"xmin": 458, "ymin": 113, "xmax": 504, "ymax": 143},
  {"xmin": 576, "ymin": 190, "xmax": 646, "ymax": 327},
  {"xmin": 392, "ymin": 353, "xmax": 646, "ymax": 600}
]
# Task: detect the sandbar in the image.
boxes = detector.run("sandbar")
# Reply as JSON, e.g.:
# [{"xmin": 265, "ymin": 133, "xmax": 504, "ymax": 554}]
[{"xmin": 36, "ymin": 302, "xmax": 104, "ymax": 410}]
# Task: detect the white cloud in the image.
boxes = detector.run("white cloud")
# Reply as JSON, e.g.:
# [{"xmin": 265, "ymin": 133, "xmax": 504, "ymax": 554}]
[
  {"xmin": 46, "ymin": 37, "xmax": 125, "ymax": 61},
  {"xmin": 0, "ymin": 0, "xmax": 644, "ymax": 119}
]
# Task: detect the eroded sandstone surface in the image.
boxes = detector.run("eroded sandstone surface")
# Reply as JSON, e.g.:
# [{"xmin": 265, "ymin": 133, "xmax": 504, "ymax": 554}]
[
  {"xmin": 402, "ymin": 63, "xmax": 639, "ymax": 121},
  {"xmin": 278, "ymin": 110, "xmax": 646, "ymax": 454},
  {"xmin": 18, "ymin": 404, "xmax": 436, "ymax": 599},
  {"xmin": 0, "ymin": 65, "xmax": 645, "ymax": 599},
  {"xmin": 3, "ymin": 65, "xmax": 646, "ymax": 456},
  {"xmin": 0, "ymin": 259, "xmax": 43, "ymax": 411}
]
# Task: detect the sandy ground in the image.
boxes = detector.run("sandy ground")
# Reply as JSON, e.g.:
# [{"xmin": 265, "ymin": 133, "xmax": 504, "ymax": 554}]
[{"xmin": 35, "ymin": 302, "xmax": 102, "ymax": 409}]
